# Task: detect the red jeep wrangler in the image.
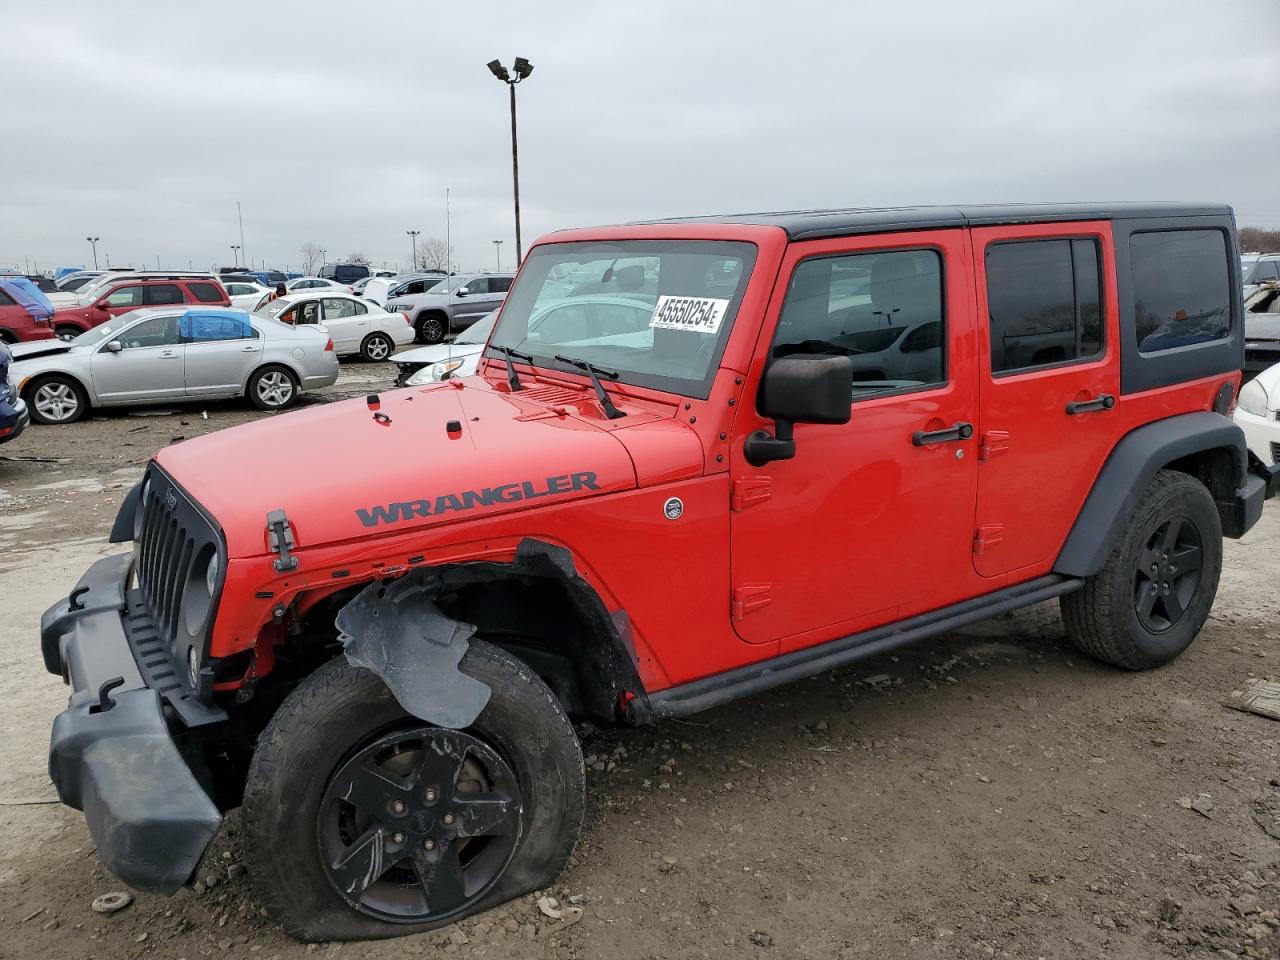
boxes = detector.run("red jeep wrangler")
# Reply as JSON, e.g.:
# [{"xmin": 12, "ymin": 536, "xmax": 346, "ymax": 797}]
[{"xmin": 42, "ymin": 203, "xmax": 1273, "ymax": 941}]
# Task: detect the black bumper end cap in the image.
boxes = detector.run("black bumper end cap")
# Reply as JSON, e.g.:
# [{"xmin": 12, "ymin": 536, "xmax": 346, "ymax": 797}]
[
  {"xmin": 50, "ymin": 688, "xmax": 221, "ymax": 895},
  {"xmin": 40, "ymin": 553, "xmax": 131, "ymax": 676}
]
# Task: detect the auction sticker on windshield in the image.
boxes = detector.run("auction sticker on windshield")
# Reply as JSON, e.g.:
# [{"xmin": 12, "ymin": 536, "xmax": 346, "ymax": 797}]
[{"xmin": 649, "ymin": 296, "xmax": 730, "ymax": 334}]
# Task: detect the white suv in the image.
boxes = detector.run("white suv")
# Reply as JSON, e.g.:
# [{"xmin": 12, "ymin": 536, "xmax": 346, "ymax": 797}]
[{"xmin": 386, "ymin": 272, "xmax": 514, "ymax": 343}]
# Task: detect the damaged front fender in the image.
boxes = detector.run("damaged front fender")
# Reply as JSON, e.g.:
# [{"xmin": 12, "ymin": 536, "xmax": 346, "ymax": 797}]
[{"xmin": 335, "ymin": 571, "xmax": 491, "ymax": 729}]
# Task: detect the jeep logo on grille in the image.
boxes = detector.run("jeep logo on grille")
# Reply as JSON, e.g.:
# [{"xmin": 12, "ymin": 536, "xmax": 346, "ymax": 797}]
[{"xmin": 164, "ymin": 487, "xmax": 178, "ymax": 510}]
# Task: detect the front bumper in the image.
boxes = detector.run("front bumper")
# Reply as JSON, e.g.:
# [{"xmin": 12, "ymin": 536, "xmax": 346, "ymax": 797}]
[{"xmin": 44, "ymin": 553, "xmax": 222, "ymax": 894}]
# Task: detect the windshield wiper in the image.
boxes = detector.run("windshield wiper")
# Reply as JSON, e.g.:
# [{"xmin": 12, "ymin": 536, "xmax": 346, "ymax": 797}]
[
  {"xmin": 491, "ymin": 345, "xmax": 534, "ymax": 391},
  {"xmin": 553, "ymin": 355, "xmax": 625, "ymax": 420}
]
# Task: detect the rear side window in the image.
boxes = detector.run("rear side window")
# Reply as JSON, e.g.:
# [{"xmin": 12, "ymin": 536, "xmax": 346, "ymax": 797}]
[
  {"xmin": 491, "ymin": 276, "xmax": 513, "ymax": 293},
  {"xmin": 145, "ymin": 284, "xmax": 183, "ymax": 306},
  {"xmin": 771, "ymin": 249, "xmax": 945, "ymax": 398},
  {"xmin": 188, "ymin": 282, "xmax": 224, "ymax": 303},
  {"xmin": 1131, "ymin": 230, "xmax": 1230, "ymax": 353},
  {"xmin": 985, "ymin": 239, "xmax": 1103, "ymax": 374}
]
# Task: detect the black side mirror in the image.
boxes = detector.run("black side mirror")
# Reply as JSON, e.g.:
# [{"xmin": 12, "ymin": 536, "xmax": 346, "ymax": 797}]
[{"xmin": 744, "ymin": 355, "xmax": 853, "ymax": 466}]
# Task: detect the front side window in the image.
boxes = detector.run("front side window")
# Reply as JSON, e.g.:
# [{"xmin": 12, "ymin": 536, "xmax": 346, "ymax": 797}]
[
  {"xmin": 985, "ymin": 238, "xmax": 1103, "ymax": 373},
  {"xmin": 115, "ymin": 315, "xmax": 180, "ymax": 349},
  {"xmin": 460, "ymin": 278, "xmax": 490, "ymax": 296},
  {"xmin": 770, "ymin": 249, "xmax": 944, "ymax": 398},
  {"xmin": 1132, "ymin": 230, "xmax": 1231, "ymax": 353},
  {"xmin": 491, "ymin": 240, "xmax": 756, "ymax": 397},
  {"xmin": 103, "ymin": 285, "xmax": 143, "ymax": 308}
]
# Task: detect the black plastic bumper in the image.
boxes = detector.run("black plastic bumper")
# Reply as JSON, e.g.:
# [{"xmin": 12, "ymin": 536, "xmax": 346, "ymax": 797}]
[{"xmin": 44, "ymin": 553, "xmax": 222, "ymax": 895}]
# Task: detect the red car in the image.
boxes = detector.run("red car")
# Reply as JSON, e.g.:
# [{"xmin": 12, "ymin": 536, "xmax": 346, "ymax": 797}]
[
  {"xmin": 47, "ymin": 276, "xmax": 230, "ymax": 339},
  {"xmin": 42, "ymin": 202, "xmax": 1274, "ymax": 941},
  {"xmin": 0, "ymin": 277, "xmax": 56, "ymax": 342}
]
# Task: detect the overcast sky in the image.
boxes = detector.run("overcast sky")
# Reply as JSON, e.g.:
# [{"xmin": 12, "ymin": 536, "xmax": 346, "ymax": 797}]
[{"xmin": 2, "ymin": 0, "xmax": 1278, "ymax": 275}]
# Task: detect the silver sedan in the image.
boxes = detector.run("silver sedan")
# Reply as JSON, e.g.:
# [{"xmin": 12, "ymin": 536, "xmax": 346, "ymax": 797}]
[{"xmin": 8, "ymin": 307, "xmax": 339, "ymax": 425}]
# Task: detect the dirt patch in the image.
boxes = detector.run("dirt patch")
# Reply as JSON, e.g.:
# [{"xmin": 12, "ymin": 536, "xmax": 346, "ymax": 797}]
[{"xmin": 1, "ymin": 375, "xmax": 1277, "ymax": 959}]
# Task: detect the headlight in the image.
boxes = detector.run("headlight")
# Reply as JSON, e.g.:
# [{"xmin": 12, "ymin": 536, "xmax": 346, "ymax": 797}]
[
  {"xmin": 406, "ymin": 359, "xmax": 464, "ymax": 385},
  {"xmin": 1238, "ymin": 378, "xmax": 1269, "ymax": 417}
]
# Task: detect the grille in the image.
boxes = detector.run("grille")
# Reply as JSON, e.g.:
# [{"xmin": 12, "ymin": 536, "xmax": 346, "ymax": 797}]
[
  {"xmin": 132, "ymin": 466, "xmax": 225, "ymax": 723},
  {"xmin": 1271, "ymin": 442, "xmax": 1280, "ymax": 465}
]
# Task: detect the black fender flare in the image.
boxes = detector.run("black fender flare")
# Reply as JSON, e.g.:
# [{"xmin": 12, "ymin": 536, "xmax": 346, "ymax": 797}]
[
  {"xmin": 1053, "ymin": 411, "xmax": 1263, "ymax": 578},
  {"xmin": 335, "ymin": 538, "xmax": 648, "ymax": 728}
]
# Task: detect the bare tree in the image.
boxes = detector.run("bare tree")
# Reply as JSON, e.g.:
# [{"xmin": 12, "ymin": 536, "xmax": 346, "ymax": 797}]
[
  {"xmin": 299, "ymin": 242, "xmax": 323, "ymax": 275},
  {"xmin": 347, "ymin": 252, "xmax": 371, "ymax": 265},
  {"xmin": 1240, "ymin": 227, "xmax": 1280, "ymax": 253},
  {"xmin": 416, "ymin": 237, "xmax": 450, "ymax": 273}
]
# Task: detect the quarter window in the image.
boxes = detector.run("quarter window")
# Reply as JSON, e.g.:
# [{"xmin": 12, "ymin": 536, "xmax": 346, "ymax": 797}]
[
  {"xmin": 1131, "ymin": 230, "xmax": 1230, "ymax": 353},
  {"xmin": 770, "ymin": 249, "xmax": 945, "ymax": 398},
  {"xmin": 188, "ymin": 282, "xmax": 224, "ymax": 303},
  {"xmin": 985, "ymin": 238, "xmax": 1103, "ymax": 374}
]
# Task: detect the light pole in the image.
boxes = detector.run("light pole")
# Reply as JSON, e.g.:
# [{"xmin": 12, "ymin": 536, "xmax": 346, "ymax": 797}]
[
  {"xmin": 86, "ymin": 236, "xmax": 100, "ymax": 270},
  {"xmin": 319, "ymin": 248, "xmax": 326, "ymax": 273},
  {"xmin": 486, "ymin": 56, "xmax": 533, "ymax": 263},
  {"xmin": 492, "ymin": 239, "xmax": 503, "ymax": 271},
  {"xmin": 407, "ymin": 230, "xmax": 420, "ymax": 271},
  {"xmin": 230, "ymin": 244, "xmax": 241, "ymax": 268}
]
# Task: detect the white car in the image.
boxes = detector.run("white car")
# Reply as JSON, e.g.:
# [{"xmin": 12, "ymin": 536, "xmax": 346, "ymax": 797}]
[
  {"xmin": 259, "ymin": 292, "xmax": 414, "ymax": 361},
  {"xmin": 221, "ymin": 280, "xmax": 272, "ymax": 312},
  {"xmin": 1236, "ymin": 363, "xmax": 1280, "ymax": 468},
  {"xmin": 392, "ymin": 311, "xmax": 497, "ymax": 385},
  {"xmin": 286, "ymin": 277, "xmax": 347, "ymax": 293}
]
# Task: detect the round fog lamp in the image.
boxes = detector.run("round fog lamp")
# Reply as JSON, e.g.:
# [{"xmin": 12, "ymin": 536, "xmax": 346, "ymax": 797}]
[
  {"xmin": 187, "ymin": 647, "xmax": 200, "ymax": 687},
  {"xmin": 205, "ymin": 554, "xmax": 219, "ymax": 596}
]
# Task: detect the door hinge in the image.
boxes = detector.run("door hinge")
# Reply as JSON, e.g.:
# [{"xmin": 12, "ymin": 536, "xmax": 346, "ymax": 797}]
[
  {"xmin": 732, "ymin": 584, "xmax": 772, "ymax": 620},
  {"xmin": 731, "ymin": 477, "xmax": 773, "ymax": 512},
  {"xmin": 978, "ymin": 430, "xmax": 1010, "ymax": 462},
  {"xmin": 266, "ymin": 509, "xmax": 299, "ymax": 572},
  {"xmin": 973, "ymin": 524, "xmax": 1004, "ymax": 556}
]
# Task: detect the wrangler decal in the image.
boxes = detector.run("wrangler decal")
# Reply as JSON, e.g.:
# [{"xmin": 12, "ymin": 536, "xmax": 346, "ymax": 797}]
[{"xmin": 356, "ymin": 471, "xmax": 601, "ymax": 528}]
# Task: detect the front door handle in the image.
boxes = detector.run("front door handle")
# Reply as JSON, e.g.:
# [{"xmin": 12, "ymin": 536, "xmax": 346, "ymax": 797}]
[
  {"xmin": 912, "ymin": 421, "xmax": 973, "ymax": 446},
  {"xmin": 241, "ymin": 345, "xmax": 257, "ymax": 352},
  {"xmin": 1065, "ymin": 394, "xmax": 1115, "ymax": 415}
]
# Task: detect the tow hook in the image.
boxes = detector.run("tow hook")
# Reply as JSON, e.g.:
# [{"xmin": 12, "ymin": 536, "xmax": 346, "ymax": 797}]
[{"xmin": 90, "ymin": 676, "xmax": 125, "ymax": 714}]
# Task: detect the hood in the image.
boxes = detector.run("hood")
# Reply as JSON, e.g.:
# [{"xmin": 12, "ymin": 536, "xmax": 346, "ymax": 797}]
[
  {"xmin": 391, "ymin": 342, "xmax": 484, "ymax": 365},
  {"xmin": 157, "ymin": 380, "xmax": 647, "ymax": 558},
  {"xmin": 8, "ymin": 340, "xmax": 72, "ymax": 362},
  {"xmin": 0, "ymin": 277, "xmax": 55, "ymax": 320}
]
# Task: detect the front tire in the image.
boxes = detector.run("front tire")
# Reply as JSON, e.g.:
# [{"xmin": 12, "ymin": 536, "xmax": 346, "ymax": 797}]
[
  {"xmin": 26, "ymin": 374, "xmax": 87, "ymax": 424},
  {"xmin": 416, "ymin": 313, "xmax": 447, "ymax": 345},
  {"xmin": 247, "ymin": 365, "xmax": 299, "ymax": 411},
  {"xmin": 361, "ymin": 332, "xmax": 394, "ymax": 362},
  {"xmin": 241, "ymin": 643, "xmax": 584, "ymax": 942},
  {"xmin": 54, "ymin": 324, "xmax": 83, "ymax": 341},
  {"xmin": 1061, "ymin": 470, "xmax": 1222, "ymax": 670}
]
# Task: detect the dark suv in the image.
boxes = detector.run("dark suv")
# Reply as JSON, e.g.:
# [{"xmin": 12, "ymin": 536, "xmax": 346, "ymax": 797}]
[
  {"xmin": 40, "ymin": 202, "xmax": 1274, "ymax": 943},
  {"xmin": 319, "ymin": 263, "xmax": 371, "ymax": 287},
  {"xmin": 48, "ymin": 277, "xmax": 230, "ymax": 338}
]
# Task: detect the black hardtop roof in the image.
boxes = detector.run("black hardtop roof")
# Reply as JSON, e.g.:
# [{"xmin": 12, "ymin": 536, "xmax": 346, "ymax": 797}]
[{"xmin": 638, "ymin": 202, "xmax": 1232, "ymax": 241}]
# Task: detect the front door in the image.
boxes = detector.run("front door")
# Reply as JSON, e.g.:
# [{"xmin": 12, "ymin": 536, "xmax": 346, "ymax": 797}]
[
  {"xmin": 454, "ymin": 278, "xmax": 501, "ymax": 324},
  {"xmin": 90, "ymin": 314, "xmax": 186, "ymax": 403},
  {"xmin": 971, "ymin": 222, "xmax": 1122, "ymax": 578},
  {"xmin": 729, "ymin": 230, "xmax": 980, "ymax": 648}
]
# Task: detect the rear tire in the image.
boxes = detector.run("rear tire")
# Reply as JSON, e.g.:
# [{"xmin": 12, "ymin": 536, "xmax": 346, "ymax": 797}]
[
  {"xmin": 361, "ymin": 332, "xmax": 394, "ymax": 362},
  {"xmin": 247, "ymin": 365, "xmax": 299, "ymax": 411},
  {"xmin": 416, "ymin": 313, "xmax": 447, "ymax": 345},
  {"xmin": 26, "ymin": 374, "xmax": 87, "ymax": 424},
  {"xmin": 241, "ymin": 643, "xmax": 584, "ymax": 942},
  {"xmin": 1061, "ymin": 470, "xmax": 1222, "ymax": 670}
]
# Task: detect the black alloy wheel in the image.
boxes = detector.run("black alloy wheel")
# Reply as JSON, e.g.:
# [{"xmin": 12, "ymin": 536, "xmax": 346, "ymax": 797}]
[
  {"xmin": 1133, "ymin": 515, "xmax": 1203, "ymax": 634},
  {"xmin": 316, "ymin": 726, "xmax": 522, "ymax": 923}
]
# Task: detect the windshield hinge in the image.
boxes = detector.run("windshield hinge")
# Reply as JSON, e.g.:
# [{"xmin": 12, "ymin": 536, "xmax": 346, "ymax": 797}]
[{"xmin": 267, "ymin": 509, "xmax": 299, "ymax": 572}]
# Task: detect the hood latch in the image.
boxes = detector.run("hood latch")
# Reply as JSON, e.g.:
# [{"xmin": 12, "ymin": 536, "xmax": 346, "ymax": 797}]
[{"xmin": 266, "ymin": 509, "xmax": 299, "ymax": 572}]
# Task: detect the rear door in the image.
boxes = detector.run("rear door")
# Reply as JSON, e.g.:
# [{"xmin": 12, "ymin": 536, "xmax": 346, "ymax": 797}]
[
  {"xmin": 971, "ymin": 222, "xmax": 1121, "ymax": 578},
  {"xmin": 91, "ymin": 314, "xmax": 186, "ymax": 402},
  {"xmin": 183, "ymin": 318, "xmax": 264, "ymax": 397},
  {"xmin": 143, "ymin": 283, "xmax": 185, "ymax": 308},
  {"xmin": 729, "ymin": 229, "xmax": 981, "ymax": 648},
  {"xmin": 322, "ymin": 297, "xmax": 363, "ymax": 351}
]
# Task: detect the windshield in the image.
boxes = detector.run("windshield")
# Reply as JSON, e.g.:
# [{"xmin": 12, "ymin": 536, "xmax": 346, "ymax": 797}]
[
  {"xmin": 490, "ymin": 240, "xmax": 756, "ymax": 398},
  {"xmin": 264, "ymin": 299, "xmax": 292, "ymax": 318},
  {"xmin": 457, "ymin": 312, "xmax": 497, "ymax": 345},
  {"xmin": 71, "ymin": 310, "xmax": 151, "ymax": 346}
]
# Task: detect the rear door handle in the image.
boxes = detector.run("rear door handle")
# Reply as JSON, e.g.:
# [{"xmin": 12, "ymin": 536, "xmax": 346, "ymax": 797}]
[
  {"xmin": 1065, "ymin": 394, "xmax": 1115, "ymax": 415},
  {"xmin": 158, "ymin": 351, "xmax": 179, "ymax": 359},
  {"xmin": 241, "ymin": 345, "xmax": 257, "ymax": 352},
  {"xmin": 912, "ymin": 421, "xmax": 973, "ymax": 446}
]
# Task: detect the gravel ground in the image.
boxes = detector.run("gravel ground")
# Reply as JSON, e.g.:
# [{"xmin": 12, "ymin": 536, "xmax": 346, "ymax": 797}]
[{"xmin": 0, "ymin": 364, "xmax": 1277, "ymax": 959}]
